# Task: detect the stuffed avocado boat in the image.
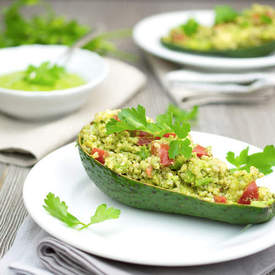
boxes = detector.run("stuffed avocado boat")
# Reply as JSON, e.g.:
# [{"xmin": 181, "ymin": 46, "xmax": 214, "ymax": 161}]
[
  {"xmin": 161, "ymin": 4, "xmax": 275, "ymax": 58},
  {"xmin": 78, "ymin": 106, "xmax": 275, "ymax": 225}
]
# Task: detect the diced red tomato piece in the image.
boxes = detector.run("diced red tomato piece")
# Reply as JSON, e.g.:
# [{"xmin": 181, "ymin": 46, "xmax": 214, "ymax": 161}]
[
  {"xmin": 146, "ymin": 166, "xmax": 153, "ymax": 178},
  {"xmin": 137, "ymin": 137, "xmax": 155, "ymax": 146},
  {"xmin": 113, "ymin": 115, "xmax": 120, "ymax": 121},
  {"xmin": 252, "ymin": 13, "xmax": 260, "ymax": 20},
  {"xmin": 151, "ymin": 142, "xmax": 159, "ymax": 156},
  {"xmin": 238, "ymin": 181, "xmax": 259, "ymax": 205},
  {"xmin": 136, "ymin": 131, "xmax": 160, "ymax": 146},
  {"xmin": 172, "ymin": 32, "xmax": 185, "ymax": 42},
  {"xmin": 163, "ymin": 132, "xmax": 176, "ymax": 138},
  {"xmin": 159, "ymin": 144, "xmax": 174, "ymax": 166},
  {"xmin": 214, "ymin": 195, "xmax": 227, "ymax": 204},
  {"xmin": 151, "ymin": 143, "xmax": 173, "ymax": 166},
  {"xmin": 192, "ymin": 145, "xmax": 209, "ymax": 158},
  {"xmin": 91, "ymin": 148, "xmax": 108, "ymax": 165},
  {"xmin": 137, "ymin": 131, "xmax": 151, "ymax": 137},
  {"xmin": 265, "ymin": 11, "xmax": 272, "ymax": 18}
]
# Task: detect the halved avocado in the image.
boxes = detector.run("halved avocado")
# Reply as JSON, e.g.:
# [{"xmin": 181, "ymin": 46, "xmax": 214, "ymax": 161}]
[
  {"xmin": 78, "ymin": 138, "xmax": 275, "ymax": 225},
  {"xmin": 161, "ymin": 39, "xmax": 275, "ymax": 58}
]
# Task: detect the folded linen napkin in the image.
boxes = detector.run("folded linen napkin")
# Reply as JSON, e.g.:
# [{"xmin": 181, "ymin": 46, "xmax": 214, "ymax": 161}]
[
  {"xmin": 0, "ymin": 58, "xmax": 146, "ymax": 167},
  {"xmin": 146, "ymin": 54, "xmax": 275, "ymax": 108},
  {"xmin": 1, "ymin": 216, "xmax": 275, "ymax": 275}
]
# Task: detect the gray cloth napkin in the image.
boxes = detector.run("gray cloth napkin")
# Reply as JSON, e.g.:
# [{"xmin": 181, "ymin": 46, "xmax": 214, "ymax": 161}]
[
  {"xmin": 0, "ymin": 58, "xmax": 146, "ymax": 167},
  {"xmin": 146, "ymin": 54, "xmax": 275, "ymax": 108},
  {"xmin": 1, "ymin": 216, "xmax": 275, "ymax": 275}
]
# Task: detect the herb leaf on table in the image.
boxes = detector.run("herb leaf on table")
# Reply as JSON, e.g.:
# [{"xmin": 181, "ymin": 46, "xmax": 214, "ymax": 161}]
[
  {"xmin": 43, "ymin": 192, "xmax": 120, "ymax": 230},
  {"xmin": 226, "ymin": 145, "xmax": 275, "ymax": 175}
]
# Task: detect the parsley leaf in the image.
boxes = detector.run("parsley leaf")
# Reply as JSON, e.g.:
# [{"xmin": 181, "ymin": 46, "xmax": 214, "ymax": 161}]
[
  {"xmin": 226, "ymin": 147, "xmax": 249, "ymax": 168},
  {"xmin": 215, "ymin": 5, "xmax": 238, "ymax": 24},
  {"xmin": 181, "ymin": 18, "xmax": 199, "ymax": 36},
  {"xmin": 43, "ymin": 192, "xmax": 82, "ymax": 227},
  {"xmin": 169, "ymin": 139, "xmax": 192, "ymax": 159},
  {"xmin": 24, "ymin": 61, "xmax": 65, "ymax": 86},
  {"xmin": 167, "ymin": 104, "xmax": 198, "ymax": 122},
  {"xmin": 43, "ymin": 192, "xmax": 120, "ymax": 230},
  {"xmin": 90, "ymin": 204, "xmax": 120, "ymax": 225},
  {"xmin": 260, "ymin": 14, "xmax": 272, "ymax": 24},
  {"xmin": 226, "ymin": 145, "xmax": 275, "ymax": 175},
  {"xmin": 106, "ymin": 105, "xmax": 192, "ymax": 159}
]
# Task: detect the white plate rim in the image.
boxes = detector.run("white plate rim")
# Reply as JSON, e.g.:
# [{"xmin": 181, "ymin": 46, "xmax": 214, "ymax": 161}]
[{"xmin": 23, "ymin": 131, "xmax": 275, "ymax": 266}]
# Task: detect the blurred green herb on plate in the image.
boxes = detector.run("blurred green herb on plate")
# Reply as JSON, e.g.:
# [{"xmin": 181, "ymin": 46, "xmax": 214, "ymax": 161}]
[
  {"xmin": 215, "ymin": 5, "xmax": 239, "ymax": 24},
  {"xmin": 181, "ymin": 18, "xmax": 199, "ymax": 36}
]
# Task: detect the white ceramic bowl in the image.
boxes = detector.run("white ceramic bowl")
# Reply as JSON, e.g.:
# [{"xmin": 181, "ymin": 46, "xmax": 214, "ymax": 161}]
[{"xmin": 0, "ymin": 45, "xmax": 108, "ymax": 120}]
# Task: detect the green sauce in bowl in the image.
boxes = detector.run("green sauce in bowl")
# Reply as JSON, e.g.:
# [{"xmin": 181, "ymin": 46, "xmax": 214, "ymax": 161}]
[{"xmin": 0, "ymin": 61, "xmax": 86, "ymax": 91}]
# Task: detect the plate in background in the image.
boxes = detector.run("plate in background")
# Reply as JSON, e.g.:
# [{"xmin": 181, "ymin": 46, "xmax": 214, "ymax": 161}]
[{"xmin": 133, "ymin": 10, "xmax": 275, "ymax": 70}]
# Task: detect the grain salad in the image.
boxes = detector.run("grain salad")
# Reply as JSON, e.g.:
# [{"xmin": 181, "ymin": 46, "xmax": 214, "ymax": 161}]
[{"xmin": 79, "ymin": 109, "xmax": 275, "ymax": 207}]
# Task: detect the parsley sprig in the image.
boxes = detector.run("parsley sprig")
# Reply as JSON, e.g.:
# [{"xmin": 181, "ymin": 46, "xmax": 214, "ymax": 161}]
[
  {"xmin": 106, "ymin": 105, "xmax": 196, "ymax": 159},
  {"xmin": 181, "ymin": 18, "xmax": 199, "ymax": 36},
  {"xmin": 24, "ymin": 61, "xmax": 65, "ymax": 86},
  {"xmin": 226, "ymin": 145, "xmax": 275, "ymax": 175},
  {"xmin": 43, "ymin": 192, "xmax": 120, "ymax": 230},
  {"xmin": 215, "ymin": 5, "xmax": 239, "ymax": 24}
]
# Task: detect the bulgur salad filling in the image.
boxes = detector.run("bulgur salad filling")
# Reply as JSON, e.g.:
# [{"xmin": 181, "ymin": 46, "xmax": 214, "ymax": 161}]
[
  {"xmin": 79, "ymin": 106, "xmax": 275, "ymax": 207},
  {"xmin": 162, "ymin": 4, "xmax": 275, "ymax": 52}
]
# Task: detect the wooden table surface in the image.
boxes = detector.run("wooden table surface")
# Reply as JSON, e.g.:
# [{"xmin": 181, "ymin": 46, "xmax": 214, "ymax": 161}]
[{"xmin": 1, "ymin": 0, "xmax": 275, "ymax": 271}]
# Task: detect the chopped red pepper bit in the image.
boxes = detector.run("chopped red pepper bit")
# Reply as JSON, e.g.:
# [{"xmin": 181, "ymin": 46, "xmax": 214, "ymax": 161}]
[
  {"xmin": 113, "ymin": 115, "xmax": 120, "ymax": 121},
  {"xmin": 192, "ymin": 145, "xmax": 209, "ymax": 158},
  {"xmin": 214, "ymin": 195, "xmax": 227, "ymax": 204},
  {"xmin": 163, "ymin": 133, "xmax": 176, "ymax": 138},
  {"xmin": 146, "ymin": 165, "xmax": 153, "ymax": 178}
]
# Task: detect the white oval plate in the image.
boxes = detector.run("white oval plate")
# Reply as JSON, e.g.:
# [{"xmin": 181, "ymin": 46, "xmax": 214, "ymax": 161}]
[
  {"xmin": 23, "ymin": 131, "xmax": 275, "ymax": 266},
  {"xmin": 133, "ymin": 10, "xmax": 275, "ymax": 70}
]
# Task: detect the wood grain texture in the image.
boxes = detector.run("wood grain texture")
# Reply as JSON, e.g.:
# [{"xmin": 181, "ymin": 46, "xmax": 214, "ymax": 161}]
[{"xmin": 0, "ymin": 2, "xmax": 275, "ymax": 274}]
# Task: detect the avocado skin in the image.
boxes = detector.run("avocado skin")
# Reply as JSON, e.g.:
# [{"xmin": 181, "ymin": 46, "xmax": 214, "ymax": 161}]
[
  {"xmin": 78, "ymin": 144, "xmax": 275, "ymax": 225},
  {"xmin": 161, "ymin": 39, "xmax": 275, "ymax": 58}
]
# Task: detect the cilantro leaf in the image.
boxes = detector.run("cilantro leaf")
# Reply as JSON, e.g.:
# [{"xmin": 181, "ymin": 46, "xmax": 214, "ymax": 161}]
[
  {"xmin": 90, "ymin": 204, "xmax": 120, "ymax": 225},
  {"xmin": 43, "ymin": 192, "xmax": 82, "ymax": 227},
  {"xmin": 167, "ymin": 104, "xmax": 198, "ymax": 122},
  {"xmin": 118, "ymin": 105, "xmax": 147, "ymax": 130},
  {"xmin": 215, "ymin": 5, "xmax": 238, "ymax": 24},
  {"xmin": 43, "ymin": 192, "xmax": 120, "ymax": 230},
  {"xmin": 181, "ymin": 18, "xmax": 199, "ymax": 36},
  {"xmin": 260, "ymin": 14, "xmax": 272, "ymax": 24},
  {"xmin": 226, "ymin": 145, "xmax": 275, "ymax": 175},
  {"xmin": 169, "ymin": 139, "xmax": 192, "ymax": 159},
  {"xmin": 24, "ymin": 61, "xmax": 65, "ymax": 86},
  {"xmin": 226, "ymin": 147, "xmax": 249, "ymax": 168}
]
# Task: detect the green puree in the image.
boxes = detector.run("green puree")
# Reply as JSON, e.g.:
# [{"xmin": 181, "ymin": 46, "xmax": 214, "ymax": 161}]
[{"xmin": 0, "ymin": 71, "xmax": 85, "ymax": 91}]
